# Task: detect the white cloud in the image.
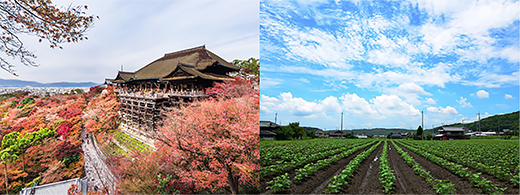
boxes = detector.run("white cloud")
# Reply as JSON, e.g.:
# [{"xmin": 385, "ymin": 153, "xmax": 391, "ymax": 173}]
[
  {"xmin": 339, "ymin": 93, "xmax": 379, "ymax": 117},
  {"xmin": 371, "ymin": 94, "xmax": 421, "ymax": 116},
  {"xmin": 476, "ymin": 90, "xmax": 489, "ymax": 98},
  {"xmin": 396, "ymin": 83, "xmax": 431, "ymax": 95},
  {"xmin": 505, "ymin": 94, "xmax": 513, "ymax": 99},
  {"xmin": 425, "ymin": 98, "xmax": 436, "ymax": 104},
  {"xmin": 260, "ymin": 77, "xmax": 283, "ymax": 89},
  {"xmin": 415, "ymin": 0, "xmax": 520, "ymax": 63},
  {"xmin": 456, "ymin": 96, "xmax": 473, "ymax": 107},
  {"xmin": 356, "ymin": 63, "xmax": 460, "ymax": 89},
  {"xmin": 462, "ymin": 71, "xmax": 519, "ymax": 88},
  {"xmin": 385, "ymin": 82, "xmax": 432, "ymax": 105},
  {"xmin": 261, "ymin": 92, "xmax": 341, "ymax": 117},
  {"xmin": 427, "ymin": 106, "xmax": 458, "ymax": 114},
  {"xmin": 261, "ymin": 92, "xmax": 421, "ymax": 119}
]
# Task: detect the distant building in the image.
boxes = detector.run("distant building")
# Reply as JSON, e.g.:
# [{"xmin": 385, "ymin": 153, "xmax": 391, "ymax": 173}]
[
  {"xmin": 356, "ymin": 134, "xmax": 368, "ymax": 139},
  {"xmin": 260, "ymin": 121, "xmax": 279, "ymax": 140},
  {"xmin": 315, "ymin": 129, "xmax": 328, "ymax": 138},
  {"xmin": 329, "ymin": 131, "xmax": 344, "ymax": 138},
  {"xmin": 20, "ymin": 177, "xmax": 88, "ymax": 195},
  {"xmin": 434, "ymin": 126, "xmax": 469, "ymax": 140},
  {"xmin": 260, "ymin": 130, "xmax": 277, "ymax": 140},
  {"xmin": 389, "ymin": 134, "xmax": 403, "ymax": 139}
]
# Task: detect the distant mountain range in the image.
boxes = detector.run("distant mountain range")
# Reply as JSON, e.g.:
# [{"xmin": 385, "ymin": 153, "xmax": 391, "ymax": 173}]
[{"xmin": 0, "ymin": 78, "xmax": 99, "ymax": 87}]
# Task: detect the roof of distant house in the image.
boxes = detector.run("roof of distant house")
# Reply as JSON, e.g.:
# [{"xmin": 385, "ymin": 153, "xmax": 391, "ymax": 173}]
[
  {"xmin": 260, "ymin": 121, "xmax": 280, "ymax": 128},
  {"xmin": 440, "ymin": 126, "xmax": 467, "ymax": 132},
  {"xmin": 260, "ymin": 130, "xmax": 277, "ymax": 135}
]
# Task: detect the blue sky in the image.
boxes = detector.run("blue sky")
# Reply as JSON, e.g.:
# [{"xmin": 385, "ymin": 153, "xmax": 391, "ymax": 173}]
[
  {"xmin": 0, "ymin": 0, "xmax": 259, "ymax": 83},
  {"xmin": 260, "ymin": 0, "xmax": 519, "ymax": 130}
]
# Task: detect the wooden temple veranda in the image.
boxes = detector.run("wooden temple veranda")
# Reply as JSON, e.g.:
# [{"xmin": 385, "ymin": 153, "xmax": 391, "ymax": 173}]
[{"xmin": 107, "ymin": 45, "xmax": 238, "ymax": 146}]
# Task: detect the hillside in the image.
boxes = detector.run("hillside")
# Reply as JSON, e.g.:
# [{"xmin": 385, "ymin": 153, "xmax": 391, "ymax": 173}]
[
  {"xmin": 427, "ymin": 111, "xmax": 519, "ymax": 133},
  {"xmin": 302, "ymin": 126, "xmax": 413, "ymax": 136}
]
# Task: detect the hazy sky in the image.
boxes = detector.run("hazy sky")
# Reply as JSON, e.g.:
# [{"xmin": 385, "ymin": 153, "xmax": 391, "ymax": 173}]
[
  {"xmin": 260, "ymin": 0, "xmax": 519, "ymax": 130},
  {"xmin": 0, "ymin": 0, "xmax": 259, "ymax": 83}
]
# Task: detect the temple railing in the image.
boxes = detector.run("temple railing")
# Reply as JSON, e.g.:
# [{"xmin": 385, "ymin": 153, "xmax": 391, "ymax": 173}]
[{"xmin": 116, "ymin": 91, "xmax": 207, "ymax": 99}]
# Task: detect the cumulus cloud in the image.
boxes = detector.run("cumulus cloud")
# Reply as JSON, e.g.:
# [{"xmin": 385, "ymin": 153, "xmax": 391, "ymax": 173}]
[
  {"xmin": 476, "ymin": 90, "xmax": 489, "ymax": 98},
  {"xmin": 261, "ymin": 92, "xmax": 420, "ymax": 118},
  {"xmin": 456, "ymin": 97, "xmax": 472, "ymax": 107},
  {"xmin": 425, "ymin": 98, "xmax": 436, "ymax": 104},
  {"xmin": 371, "ymin": 94, "xmax": 421, "ymax": 116},
  {"xmin": 260, "ymin": 92, "xmax": 341, "ymax": 117},
  {"xmin": 339, "ymin": 93, "xmax": 379, "ymax": 117},
  {"xmin": 427, "ymin": 106, "xmax": 458, "ymax": 114}
]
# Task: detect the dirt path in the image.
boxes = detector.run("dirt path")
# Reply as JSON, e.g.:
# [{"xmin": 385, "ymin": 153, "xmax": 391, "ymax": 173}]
[
  {"xmin": 395, "ymin": 142, "xmax": 479, "ymax": 194},
  {"xmin": 342, "ymin": 142, "xmax": 383, "ymax": 194},
  {"xmin": 387, "ymin": 142, "xmax": 435, "ymax": 194},
  {"xmin": 288, "ymin": 142, "xmax": 375, "ymax": 194}
]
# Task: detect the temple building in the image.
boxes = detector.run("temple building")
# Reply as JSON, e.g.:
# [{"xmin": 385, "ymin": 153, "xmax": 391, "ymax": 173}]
[{"xmin": 108, "ymin": 45, "xmax": 238, "ymax": 145}]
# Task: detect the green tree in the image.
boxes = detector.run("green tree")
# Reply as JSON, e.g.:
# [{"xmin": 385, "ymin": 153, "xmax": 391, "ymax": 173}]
[
  {"xmin": 1, "ymin": 132, "xmax": 20, "ymax": 194},
  {"xmin": 2, "ymin": 128, "xmax": 55, "ymax": 187},
  {"xmin": 274, "ymin": 122, "xmax": 306, "ymax": 140},
  {"xmin": 275, "ymin": 126, "xmax": 294, "ymax": 140},
  {"xmin": 233, "ymin": 58, "xmax": 259, "ymax": 78},
  {"xmin": 288, "ymin": 122, "xmax": 305, "ymax": 139},
  {"xmin": 417, "ymin": 125, "xmax": 423, "ymax": 140}
]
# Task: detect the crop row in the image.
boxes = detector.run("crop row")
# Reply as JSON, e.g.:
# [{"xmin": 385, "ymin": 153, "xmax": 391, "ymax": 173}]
[
  {"xmin": 266, "ymin": 141, "xmax": 376, "ymax": 193},
  {"xmin": 294, "ymin": 141, "xmax": 376, "ymax": 182},
  {"xmin": 326, "ymin": 141, "xmax": 382, "ymax": 194},
  {"xmin": 261, "ymin": 139, "xmax": 371, "ymax": 166},
  {"xmin": 379, "ymin": 141, "xmax": 396, "ymax": 194},
  {"xmin": 397, "ymin": 140, "xmax": 505, "ymax": 194},
  {"xmin": 390, "ymin": 141, "xmax": 455, "ymax": 194},
  {"xmin": 261, "ymin": 140, "xmax": 372, "ymax": 178},
  {"xmin": 401, "ymin": 140, "xmax": 519, "ymax": 186}
]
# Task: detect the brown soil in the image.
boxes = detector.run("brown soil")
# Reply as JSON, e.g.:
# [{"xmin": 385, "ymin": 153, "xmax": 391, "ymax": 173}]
[
  {"xmin": 387, "ymin": 143, "xmax": 436, "ymax": 194},
  {"xmin": 342, "ymin": 142, "xmax": 384, "ymax": 194},
  {"xmin": 289, "ymin": 142, "xmax": 375, "ymax": 194},
  {"xmin": 395, "ymin": 142, "xmax": 480, "ymax": 194},
  {"xmin": 260, "ymin": 145, "xmax": 355, "ymax": 192}
]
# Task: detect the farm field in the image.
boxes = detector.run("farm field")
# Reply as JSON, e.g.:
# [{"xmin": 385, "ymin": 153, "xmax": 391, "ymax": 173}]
[{"xmin": 260, "ymin": 138, "xmax": 520, "ymax": 194}]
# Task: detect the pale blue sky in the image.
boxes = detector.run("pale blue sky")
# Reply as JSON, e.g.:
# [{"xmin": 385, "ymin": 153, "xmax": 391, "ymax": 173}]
[
  {"xmin": 0, "ymin": 0, "xmax": 259, "ymax": 83},
  {"xmin": 260, "ymin": 0, "xmax": 519, "ymax": 130}
]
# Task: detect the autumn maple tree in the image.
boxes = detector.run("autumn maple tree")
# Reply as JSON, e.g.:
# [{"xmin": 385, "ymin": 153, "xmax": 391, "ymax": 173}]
[
  {"xmin": 156, "ymin": 78, "xmax": 259, "ymax": 194},
  {"xmin": 0, "ymin": 0, "xmax": 95, "ymax": 74}
]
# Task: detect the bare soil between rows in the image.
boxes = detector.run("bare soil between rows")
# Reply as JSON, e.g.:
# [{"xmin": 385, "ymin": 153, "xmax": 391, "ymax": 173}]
[
  {"xmin": 387, "ymin": 143, "xmax": 436, "ymax": 194},
  {"xmin": 396, "ymin": 141, "xmax": 520, "ymax": 194},
  {"xmin": 288, "ymin": 142, "xmax": 375, "ymax": 194},
  {"xmin": 260, "ymin": 143, "xmax": 374, "ymax": 193},
  {"xmin": 342, "ymin": 142, "xmax": 383, "ymax": 194},
  {"xmin": 262, "ymin": 140, "xmax": 519, "ymax": 194},
  {"xmin": 395, "ymin": 142, "xmax": 480, "ymax": 194}
]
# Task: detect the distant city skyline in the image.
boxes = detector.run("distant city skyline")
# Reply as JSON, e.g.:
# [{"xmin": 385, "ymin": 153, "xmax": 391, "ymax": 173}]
[
  {"xmin": 260, "ymin": 0, "xmax": 519, "ymax": 129},
  {"xmin": 0, "ymin": 0, "xmax": 259, "ymax": 83}
]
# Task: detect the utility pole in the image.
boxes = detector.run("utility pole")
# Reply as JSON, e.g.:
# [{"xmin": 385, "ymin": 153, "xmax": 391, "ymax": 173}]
[
  {"xmin": 274, "ymin": 113, "xmax": 277, "ymax": 124},
  {"xmin": 341, "ymin": 112, "xmax": 343, "ymax": 131},
  {"xmin": 421, "ymin": 110, "xmax": 424, "ymax": 140},
  {"xmin": 478, "ymin": 112, "xmax": 481, "ymax": 138}
]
